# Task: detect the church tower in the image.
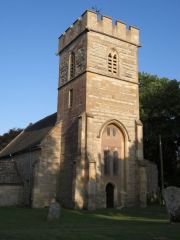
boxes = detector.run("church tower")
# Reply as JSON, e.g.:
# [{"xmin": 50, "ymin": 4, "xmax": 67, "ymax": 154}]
[{"xmin": 57, "ymin": 10, "xmax": 147, "ymax": 209}]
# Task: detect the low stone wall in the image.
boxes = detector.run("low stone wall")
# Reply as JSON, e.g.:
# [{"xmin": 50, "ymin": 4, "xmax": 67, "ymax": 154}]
[
  {"xmin": 0, "ymin": 185, "xmax": 23, "ymax": 206},
  {"xmin": 13, "ymin": 150, "xmax": 40, "ymax": 206},
  {"xmin": 0, "ymin": 160, "xmax": 23, "ymax": 206},
  {"xmin": 0, "ymin": 160, "xmax": 22, "ymax": 184}
]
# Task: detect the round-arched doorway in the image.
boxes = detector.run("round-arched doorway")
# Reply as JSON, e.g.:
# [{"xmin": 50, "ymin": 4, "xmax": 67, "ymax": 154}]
[{"xmin": 106, "ymin": 183, "xmax": 114, "ymax": 208}]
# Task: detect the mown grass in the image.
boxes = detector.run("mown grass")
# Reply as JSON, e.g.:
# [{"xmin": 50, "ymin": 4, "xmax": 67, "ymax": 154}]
[{"xmin": 0, "ymin": 205, "xmax": 179, "ymax": 240}]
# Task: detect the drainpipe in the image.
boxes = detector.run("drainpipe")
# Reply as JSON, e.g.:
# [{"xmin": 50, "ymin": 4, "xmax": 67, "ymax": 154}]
[{"xmin": 29, "ymin": 147, "xmax": 32, "ymax": 207}]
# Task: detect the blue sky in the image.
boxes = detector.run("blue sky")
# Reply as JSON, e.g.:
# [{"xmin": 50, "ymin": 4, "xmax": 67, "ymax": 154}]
[{"xmin": 0, "ymin": 0, "xmax": 180, "ymax": 134}]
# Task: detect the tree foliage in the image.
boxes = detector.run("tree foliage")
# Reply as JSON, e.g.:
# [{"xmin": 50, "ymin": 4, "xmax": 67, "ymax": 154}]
[
  {"xmin": 139, "ymin": 72, "xmax": 180, "ymax": 186},
  {"xmin": 0, "ymin": 128, "xmax": 23, "ymax": 151}
]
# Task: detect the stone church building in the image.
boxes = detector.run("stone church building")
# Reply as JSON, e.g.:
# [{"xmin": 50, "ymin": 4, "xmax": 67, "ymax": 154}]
[{"xmin": 0, "ymin": 10, "xmax": 158, "ymax": 209}]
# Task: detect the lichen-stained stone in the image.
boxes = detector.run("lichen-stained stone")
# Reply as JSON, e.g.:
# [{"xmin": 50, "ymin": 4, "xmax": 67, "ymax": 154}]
[{"xmin": 47, "ymin": 201, "xmax": 61, "ymax": 221}]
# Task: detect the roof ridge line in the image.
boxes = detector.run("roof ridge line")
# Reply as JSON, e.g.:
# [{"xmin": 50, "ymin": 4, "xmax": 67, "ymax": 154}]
[{"xmin": 0, "ymin": 130, "xmax": 24, "ymax": 157}]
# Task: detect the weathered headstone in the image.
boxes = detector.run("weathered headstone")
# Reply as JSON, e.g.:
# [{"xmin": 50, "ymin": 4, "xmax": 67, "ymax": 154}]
[
  {"xmin": 163, "ymin": 186, "xmax": 180, "ymax": 222},
  {"xmin": 47, "ymin": 201, "xmax": 61, "ymax": 221}
]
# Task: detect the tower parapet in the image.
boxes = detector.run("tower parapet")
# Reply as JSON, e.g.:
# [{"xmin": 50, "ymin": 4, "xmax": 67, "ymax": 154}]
[{"xmin": 58, "ymin": 10, "xmax": 140, "ymax": 53}]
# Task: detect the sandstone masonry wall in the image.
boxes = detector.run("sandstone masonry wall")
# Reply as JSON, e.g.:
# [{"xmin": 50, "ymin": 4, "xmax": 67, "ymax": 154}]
[
  {"xmin": 0, "ymin": 160, "xmax": 23, "ymax": 206},
  {"xmin": 32, "ymin": 123, "xmax": 61, "ymax": 208},
  {"xmin": 14, "ymin": 150, "xmax": 40, "ymax": 206},
  {"xmin": 58, "ymin": 119, "xmax": 79, "ymax": 208},
  {"xmin": 59, "ymin": 34, "xmax": 87, "ymax": 87},
  {"xmin": 0, "ymin": 185, "xmax": 23, "ymax": 206},
  {"xmin": 57, "ymin": 10, "xmax": 144, "ymax": 208},
  {"xmin": 85, "ymin": 28, "xmax": 140, "ymax": 206},
  {"xmin": 59, "ymin": 10, "xmax": 140, "ymax": 52}
]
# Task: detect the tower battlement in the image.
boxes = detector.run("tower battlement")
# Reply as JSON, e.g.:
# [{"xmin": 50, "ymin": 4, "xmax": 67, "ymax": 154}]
[{"xmin": 58, "ymin": 10, "xmax": 140, "ymax": 53}]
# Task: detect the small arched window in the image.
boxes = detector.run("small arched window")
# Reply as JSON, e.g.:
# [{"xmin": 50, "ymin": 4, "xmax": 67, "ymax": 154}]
[
  {"xmin": 69, "ymin": 52, "xmax": 75, "ymax": 80},
  {"xmin": 68, "ymin": 89, "xmax": 73, "ymax": 108},
  {"xmin": 108, "ymin": 53, "xmax": 112, "ymax": 73},
  {"xmin": 107, "ymin": 50, "xmax": 118, "ymax": 75}
]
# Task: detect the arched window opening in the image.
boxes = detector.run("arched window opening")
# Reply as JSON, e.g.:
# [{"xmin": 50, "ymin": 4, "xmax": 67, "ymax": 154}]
[
  {"xmin": 107, "ymin": 51, "xmax": 118, "ymax": 75},
  {"xmin": 68, "ymin": 89, "xmax": 73, "ymax": 108},
  {"xmin": 69, "ymin": 52, "xmax": 75, "ymax": 79},
  {"xmin": 102, "ymin": 123, "xmax": 124, "ymax": 177}
]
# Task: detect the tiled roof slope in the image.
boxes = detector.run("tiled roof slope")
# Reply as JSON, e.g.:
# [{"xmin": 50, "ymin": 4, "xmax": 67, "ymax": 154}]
[{"xmin": 0, "ymin": 113, "xmax": 57, "ymax": 158}]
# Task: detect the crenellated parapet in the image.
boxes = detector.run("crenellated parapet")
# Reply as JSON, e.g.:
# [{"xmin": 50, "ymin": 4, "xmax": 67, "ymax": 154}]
[{"xmin": 58, "ymin": 10, "xmax": 140, "ymax": 53}]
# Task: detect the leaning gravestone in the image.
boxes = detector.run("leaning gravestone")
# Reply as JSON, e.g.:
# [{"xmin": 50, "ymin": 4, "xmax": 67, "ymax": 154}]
[
  {"xmin": 47, "ymin": 201, "xmax": 61, "ymax": 221},
  {"xmin": 163, "ymin": 186, "xmax": 180, "ymax": 222}
]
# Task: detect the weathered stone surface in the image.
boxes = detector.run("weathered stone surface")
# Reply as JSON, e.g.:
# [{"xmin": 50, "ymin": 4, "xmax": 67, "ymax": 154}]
[
  {"xmin": 56, "ymin": 10, "xmax": 148, "ymax": 209},
  {"xmin": 163, "ymin": 186, "xmax": 180, "ymax": 222},
  {"xmin": 32, "ymin": 122, "xmax": 61, "ymax": 208},
  {"xmin": 0, "ymin": 160, "xmax": 22, "ymax": 184},
  {"xmin": 0, "ymin": 160, "xmax": 23, "ymax": 206},
  {"xmin": 0, "ymin": 185, "xmax": 23, "ymax": 206},
  {"xmin": 47, "ymin": 201, "xmax": 61, "ymax": 221}
]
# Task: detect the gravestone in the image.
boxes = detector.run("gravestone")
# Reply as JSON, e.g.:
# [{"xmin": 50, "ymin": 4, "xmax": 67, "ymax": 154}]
[
  {"xmin": 163, "ymin": 186, "xmax": 180, "ymax": 222},
  {"xmin": 47, "ymin": 201, "xmax": 61, "ymax": 221}
]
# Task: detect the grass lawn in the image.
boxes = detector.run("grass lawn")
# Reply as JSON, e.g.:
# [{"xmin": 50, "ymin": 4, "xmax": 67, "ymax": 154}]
[{"xmin": 0, "ymin": 205, "xmax": 179, "ymax": 240}]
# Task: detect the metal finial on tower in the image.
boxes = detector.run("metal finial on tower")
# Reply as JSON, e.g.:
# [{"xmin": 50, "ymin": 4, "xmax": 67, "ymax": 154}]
[{"xmin": 91, "ymin": 5, "xmax": 102, "ymax": 18}]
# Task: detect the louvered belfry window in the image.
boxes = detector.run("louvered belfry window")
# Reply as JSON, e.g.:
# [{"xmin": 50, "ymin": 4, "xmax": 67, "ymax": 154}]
[
  {"xmin": 108, "ymin": 51, "xmax": 118, "ymax": 75},
  {"xmin": 69, "ymin": 52, "xmax": 75, "ymax": 79},
  {"xmin": 108, "ymin": 53, "xmax": 112, "ymax": 73}
]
